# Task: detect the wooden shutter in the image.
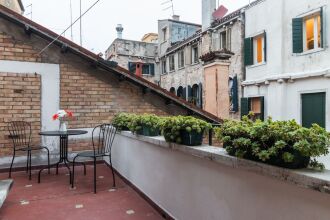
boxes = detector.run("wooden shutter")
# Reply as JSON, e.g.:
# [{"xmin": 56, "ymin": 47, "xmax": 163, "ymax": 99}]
[
  {"xmin": 128, "ymin": 62, "xmax": 136, "ymax": 74},
  {"xmin": 260, "ymin": 96, "xmax": 265, "ymax": 121},
  {"xmin": 320, "ymin": 7, "xmax": 324, "ymax": 48},
  {"xmin": 183, "ymin": 87, "xmax": 187, "ymax": 100},
  {"xmin": 244, "ymin": 38, "xmax": 253, "ymax": 66},
  {"xmin": 263, "ymin": 32, "xmax": 267, "ymax": 62},
  {"xmin": 185, "ymin": 46, "xmax": 192, "ymax": 65},
  {"xmin": 150, "ymin": 63, "xmax": 155, "ymax": 76},
  {"xmin": 292, "ymin": 18, "xmax": 303, "ymax": 53},
  {"xmin": 241, "ymin": 97, "xmax": 250, "ymax": 119},
  {"xmin": 232, "ymin": 76, "xmax": 239, "ymax": 112},
  {"xmin": 188, "ymin": 85, "xmax": 192, "ymax": 102},
  {"xmin": 199, "ymin": 83, "xmax": 203, "ymax": 108}
]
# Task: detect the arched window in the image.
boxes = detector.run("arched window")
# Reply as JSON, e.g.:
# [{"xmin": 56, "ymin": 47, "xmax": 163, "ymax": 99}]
[
  {"xmin": 177, "ymin": 86, "xmax": 184, "ymax": 98},
  {"xmin": 170, "ymin": 87, "xmax": 176, "ymax": 94},
  {"xmin": 192, "ymin": 84, "xmax": 199, "ymax": 105}
]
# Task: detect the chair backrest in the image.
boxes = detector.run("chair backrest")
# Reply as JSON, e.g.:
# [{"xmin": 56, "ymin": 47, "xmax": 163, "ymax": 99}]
[
  {"xmin": 92, "ymin": 124, "xmax": 117, "ymax": 155},
  {"xmin": 7, "ymin": 121, "xmax": 32, "ymax": 150}
]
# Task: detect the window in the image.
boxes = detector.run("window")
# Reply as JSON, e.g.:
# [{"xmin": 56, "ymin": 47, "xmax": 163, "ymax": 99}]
[
  {"xmin": 244, "ymin": 32, "xmax": 266, "ymax": 66},
  {"xmin": 292, "ymin": 9, "xmax": 323, "ymax": 53},
  {"xmin": 304, "ymin": 14, "xmax": 321, "ymax": 51},
  {"xmin": 301, "ymin": 92, "xmax": 326, "ymax": 128},
  {"xmin": 162, "ymin": 60, "xmax": 167, "ymax": 74},
  {"xmin": 219, "ymin": 29, "xmax": 231, "ymax": 50},
  {"xmin": 192, "ymin": 45, "xmax": 199, "ymax": 64},
  {"xmin": 169, "ymin": 55, "xmax": 175, "ymax": 72},
  {"xmin": 241, "ymin": 97, "xmax": 265, "ymax": 121},
  {"xmin": 162, "ymin": 27, "xmax": 167, "ymax": 42},
  {"xmin": 178, "ymin": 50, "xmax": 185, "ymax": 68},
  {"xmin": 142, "ymin": 63, "xmax": 155, "ymax": 76}
]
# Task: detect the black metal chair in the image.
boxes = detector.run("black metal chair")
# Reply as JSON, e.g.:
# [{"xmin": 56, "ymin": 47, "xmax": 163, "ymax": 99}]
[
  {"xmin": 72, "ymin": 124, "xmax": 117, "ymax": 193},
  {"xmin": 7, "ymin": 121, "xmax": 50, "ymax": 180}
]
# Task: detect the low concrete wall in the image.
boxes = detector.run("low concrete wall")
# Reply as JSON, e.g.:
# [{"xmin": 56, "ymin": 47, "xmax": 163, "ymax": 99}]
[{"xmin": 108, "ymin": 133, "xmax": 330, "ymax": 220}]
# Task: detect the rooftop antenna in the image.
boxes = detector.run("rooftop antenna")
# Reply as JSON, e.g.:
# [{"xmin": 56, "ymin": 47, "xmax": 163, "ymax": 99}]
[
  {"xmin": 25, "ymin": 4, "xmax": 32, "ymax": 20},
  {"xmin": 38, "ymin": 0, "xmax": 101, "ymax": 55},
  {"xmin": 70, "ymin": 0, "xmax": 73, "ymax": 41},
  {"xmin": 162, "ymin": 0, "xmax": 175, "ymax": 16},
  {"xmin": 80, "ymin": 0, "xmax": 82, "ymax": 46}
]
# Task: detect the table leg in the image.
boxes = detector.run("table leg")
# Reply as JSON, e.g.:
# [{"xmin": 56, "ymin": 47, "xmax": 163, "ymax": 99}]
[{"xmin": 38, "ymin": 135, "xmax": 72, "ymax": 184}]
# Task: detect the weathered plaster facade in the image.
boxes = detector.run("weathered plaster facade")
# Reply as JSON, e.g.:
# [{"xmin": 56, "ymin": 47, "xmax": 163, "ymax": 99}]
[
  {"xmin": 105, "ymin": 38, "xmax": 159, "ymax": 83},
  {"xmin": 0, "ymin": 0, "xmax": 23, "ymax": 14}
]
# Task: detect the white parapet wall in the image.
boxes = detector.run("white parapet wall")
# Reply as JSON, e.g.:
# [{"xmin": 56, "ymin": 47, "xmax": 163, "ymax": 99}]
[{"xmin": 106, "ymin": 132, "xmax": 330, "ymax": 220}]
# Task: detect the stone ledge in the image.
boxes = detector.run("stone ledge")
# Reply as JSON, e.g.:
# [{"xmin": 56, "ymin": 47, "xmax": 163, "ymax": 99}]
[{"xmin": 119, "ymin": 131, "xmax": 330, "ymax": 195}]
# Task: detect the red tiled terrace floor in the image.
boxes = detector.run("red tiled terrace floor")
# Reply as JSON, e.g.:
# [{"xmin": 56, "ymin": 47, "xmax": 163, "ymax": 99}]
[{"xmin": 0, "ymin": 164, "xmax": 163, "ymax": 220}]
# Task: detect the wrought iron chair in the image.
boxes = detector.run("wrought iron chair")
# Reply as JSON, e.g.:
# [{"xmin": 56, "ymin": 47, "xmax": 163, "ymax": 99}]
[
  {"xmin": 72, "ymin": 124, "xmax": 117, "ymax": 193},
  {"xmin": 7, "ymin": 121, "xmax": 50, "ymax": 180}
]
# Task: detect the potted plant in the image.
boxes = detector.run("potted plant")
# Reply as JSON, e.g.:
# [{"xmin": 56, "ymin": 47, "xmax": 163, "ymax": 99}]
[
  {"xmin": 161, "ymin": 116, "xmax": 212, "ymax": 146},
  {"xmin": 128, "ymin": 114, "xmax": 161, "ymax": 137},
  {"xmin": 112, "ymin": 113, "xmax": 136, "ymax": 131},
  {"xmin": 215, "ymin": 114, "xmax": 330, "ymax": 170}
]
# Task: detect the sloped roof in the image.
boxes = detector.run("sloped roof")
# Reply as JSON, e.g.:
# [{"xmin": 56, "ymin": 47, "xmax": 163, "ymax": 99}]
[{"xmin": 0, "ymin": 5, "xmax": 221, "ymax": 123}]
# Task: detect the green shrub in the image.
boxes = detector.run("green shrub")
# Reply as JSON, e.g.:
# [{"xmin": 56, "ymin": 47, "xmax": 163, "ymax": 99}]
[
  {"xmin": 112, "ymin": 113, "xmax": 136, "ymax": 131},
  {"xmin": 215, "ymin": 115, "xmax": 330, "ymax": 170},
  {"xmin": 128, "ymin": 114, "xmax": 162, "ymax": 135},
  {"xmin": 160, "ymin": 116, "xmax": 212, "ymax": 144}
]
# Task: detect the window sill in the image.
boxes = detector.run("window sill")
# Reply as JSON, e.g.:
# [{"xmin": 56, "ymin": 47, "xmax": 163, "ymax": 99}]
[
  {"xmin": 142, "ymin": 74, "xmax": 154, "ymax": 77},
  {"xmin": 178, "ymin": 67, "xmax": 185, "ymax": 70},
  {"xmin": 246, "ymin": 62, "xmax": 267, "ymax": 69},
  {"xmin": 294, "ymin": 48, "xmax": 325, "ymax": 56},
  {"xmin": 190, "ymin": 62, "xmax": 200, "ymax": 66},
  {"xmin": 169, "ymin": 70, "xmax": 175, "ymax": 73}
]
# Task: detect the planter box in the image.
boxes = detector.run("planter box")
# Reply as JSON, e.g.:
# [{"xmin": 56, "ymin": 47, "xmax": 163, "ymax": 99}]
[
  {"xmin": 181, "ymin": 130, "xmax": 204, "ymax": 146},
  {"xmin": 137, "ymin": 125, "xmax": 160, "ymax": 137},
  {"xmin": 224, "ymin": 143, "xmax": 310, "ymax": 169}
]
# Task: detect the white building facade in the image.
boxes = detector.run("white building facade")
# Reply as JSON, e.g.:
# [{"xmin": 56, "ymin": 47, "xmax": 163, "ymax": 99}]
[{"xmin": 243, "ymin": 0, "xmax": 330, "ymax": 130}]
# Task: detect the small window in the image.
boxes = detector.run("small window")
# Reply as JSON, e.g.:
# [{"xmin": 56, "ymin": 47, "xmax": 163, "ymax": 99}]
[
  {"xmin": 192, "ymin": 45, "xmax": 199, "ymax": 64},
  {"xmin": 142, "ymin": 64, "xmax": 155, "ymax": 75},
  {"xmin": 178, "ymin": 50, "xmax": 185, "ymax": 68},
  {"xmin": 162, "ymin": 27, "xmax": 167, "ymax": 42},
  {"xmin": 253, "ymin": 34, "xmax": 265, "ymax": 64},
  {"xmin": 241, "ymin": 97, "xmax": 265, "ymax": 121},
  {"xmin": 162, "ymin": 60, "xmax": 167, "ymax": 74},
  {"xmin": 220, "ymin": 29, "xmax": 231, "ymax": 50},
  {"xmin": 169, "ymin": 55, "xmax": 175, "ymax": 72},
  {"xmin": 304, "ymin": 13, "xmax": 321, "ymax": 51}
]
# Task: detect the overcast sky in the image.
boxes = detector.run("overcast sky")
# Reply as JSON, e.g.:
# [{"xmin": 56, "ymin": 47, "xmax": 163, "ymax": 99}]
[{"xmin": 22, "ymin": 0, "xmax": 250, "ymax": 54}]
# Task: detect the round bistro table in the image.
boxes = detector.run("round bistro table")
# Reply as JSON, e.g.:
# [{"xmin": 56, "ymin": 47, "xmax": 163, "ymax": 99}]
[{"xmin": 38, "ymin": 130, "xmax": 88, "ymax": 184}]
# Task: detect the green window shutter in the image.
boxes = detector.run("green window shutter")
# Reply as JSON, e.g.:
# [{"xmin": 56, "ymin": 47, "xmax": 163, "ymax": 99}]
[
  {"xmin": 240, "ymin": 97, "xmax": 250, "ymax": 119},
  {"xmin": 263, "ymin": 32, "xmax": 267, "ymax": 62},
  {"xmin": 260, "ymin": 96, "xmax": 265, "ymax": 121},
  {"xmin": 320, "ymin": 7, "xmax": 324, "ymax": 48},
  {"xmin": 198, "ymin": 83, "xmax": 203, "ymax": 108},
  {"xmin": 183, "ymin": 87, "xmax": 187, "ymax": 100},
  {"xmin": 150, "ymin": 64, "xmax": 155, "ymax": 76},
  {"xmin": 244, "ymin": 38, "xmax": 253, "ymax": 66},
  {"xmin": 292, "ymin": 18, "xmax": 303, "ymax": 53}
]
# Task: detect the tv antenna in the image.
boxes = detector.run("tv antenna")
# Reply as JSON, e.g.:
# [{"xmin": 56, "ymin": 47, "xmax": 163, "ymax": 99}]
[
  {"xmin": 69, "ymin": 0, "xmax": 73, "ymax": 41},
  {"xmin": 25, "ymin": 4, "xmax": 32, "ymax": 20},
  {"xmin": 38, "ymin": 0, "xmax": 101, "ymax": 55},
  {"xmin": 162, "ymin": 0, "xmax": 175, "ymax": 16}
]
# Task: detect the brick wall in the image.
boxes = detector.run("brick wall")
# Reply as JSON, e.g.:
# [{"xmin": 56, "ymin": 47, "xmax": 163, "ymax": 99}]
[
  {"xmin": 60, "ymin": 64, "xmax": 168, "ymax": 129},
  {"xmin": 0, "ymin": 72, "xmax": 41, "ymax": 156},
  {"xmin": 0, "ymin": 32, "xmax": 42, "ymax": 62}
]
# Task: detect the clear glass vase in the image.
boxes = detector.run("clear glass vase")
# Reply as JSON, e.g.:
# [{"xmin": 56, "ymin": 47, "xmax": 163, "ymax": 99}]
[{"xmin": 59, "ymin": 120, "xmax": 68, "ymax": 132}]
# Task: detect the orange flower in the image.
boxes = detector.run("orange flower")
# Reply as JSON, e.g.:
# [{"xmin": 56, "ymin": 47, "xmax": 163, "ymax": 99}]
[{"xmin": 52, "ymin": 114, "xmax": 59, "ymax": 120}]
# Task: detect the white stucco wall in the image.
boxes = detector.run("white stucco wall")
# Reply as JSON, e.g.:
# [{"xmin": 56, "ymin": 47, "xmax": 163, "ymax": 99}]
[
  {"xmin": 244, "ymin": 0, "xmax": 330, "ymax": 130},
  {"xmin": 108, "ymin": 134, "xmax": 330, "ymax": 220}
]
